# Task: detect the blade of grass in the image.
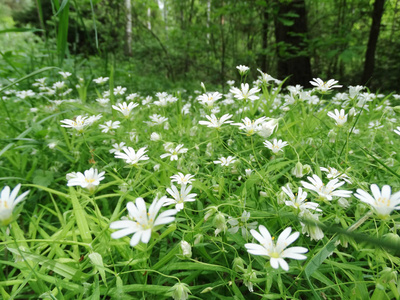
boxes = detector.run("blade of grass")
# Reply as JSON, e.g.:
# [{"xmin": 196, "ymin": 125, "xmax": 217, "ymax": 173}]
[
  {"xmin": 69, "ymin": 187, "xmax": 93, "ymax": 243},
  {"xmin": 360, "ymin": 147, "xmax": 400, "ymax": 180}
]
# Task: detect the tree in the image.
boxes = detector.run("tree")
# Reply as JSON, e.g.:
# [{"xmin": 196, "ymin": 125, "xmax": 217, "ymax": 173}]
[
  {"xmin": 361, "ymin": 0, "xmax": 386, "ymax": 86},
  {"xmin": 274, "ymin": 0, "xmax": 312, "ymax": 86}
]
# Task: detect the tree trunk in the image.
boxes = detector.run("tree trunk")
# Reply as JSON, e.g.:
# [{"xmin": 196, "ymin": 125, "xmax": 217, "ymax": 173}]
[
  {"xmin": 147, "ymin": 7, "xmax": 151, "ymax": 30},
  {"xmin": 125, "ymin": 0, "xmax": 132, "ymax": 56},
  {"xmin": 207, "ymin": 0, "xmax": 211, "ymax": 43},
  {"xmin": 260, "ymin": 2, "xmax": 269, "ymax": 72},
  {"xmin": 274, "ymin": 0, "xmax": 312, "ymax": 86},
  {"xmin": 361, "ymin": 0, "xmax": 385, "ymax": 86}
]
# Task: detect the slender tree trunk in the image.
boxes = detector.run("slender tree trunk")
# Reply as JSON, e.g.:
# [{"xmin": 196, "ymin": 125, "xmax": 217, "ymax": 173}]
[
  {"xmin": 125, "ymin": 0, "xmax": 132, "ymax": 56},
  {"xmin": 184, "ymin": 0, "xmax": 195, "ymax": 74},
  {"xmin": 274, "ymin": 0, "xmax": 312, "ymax": 86},
  {"xmin": 147, "ymin": 7, "xmax": 151, "ymax": 30},
  {"xmin": 260, "ymin": 2, "xmax": 269, "ymax": 72},
  {"xmin": 361, "ymin": 0, "xmax": 385, "ymax": 86},
  {"xmin": 220, "ymin": 1, "xmax": 226, "ymax": 87},
  {"xmin": 207, "ymin": 0, "xmax": 211, "ymax": 43}
]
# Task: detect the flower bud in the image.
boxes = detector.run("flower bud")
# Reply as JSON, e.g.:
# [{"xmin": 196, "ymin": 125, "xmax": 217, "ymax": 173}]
[
  {"xmin": 277, "ymin": 191, "xmax": 286, "ymax": 205},
  {"xmin": 194, "ymin": 233, "xmax": 203, "ymax": 245},
  {"xmin": 379, "ymin": 267, "xmax": 398, "ymax": 284},
  {"xmin": 180, "ymin": 241, "xmax": 192, "ymax": 258},
  {"xmin": 243, "ymin": 267, "xmax": 257, "ymax": 293},
  {"xmin": 170, "ymin": 282, "xmax": 191, "ymax": 300},
  {"xmin": 292, "ymin": 162, "xmax": 304, "ymax": 178},
  {"xmin": 232, "ymin": 257, "xmax": 245, "ymax": 273},
  {"xmin": 214, "ymin": 212, "xmax": 227, "ymax": 235}
]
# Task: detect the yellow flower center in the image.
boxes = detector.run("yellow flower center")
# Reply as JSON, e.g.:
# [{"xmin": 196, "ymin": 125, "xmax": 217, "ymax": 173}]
[
  {"xmin": 0, "ymin": 200, "xmax": 9, "ymax": 209},
  {"xmin": 270, "ymin": 251, "xmax": 280, "ymax": 258}
]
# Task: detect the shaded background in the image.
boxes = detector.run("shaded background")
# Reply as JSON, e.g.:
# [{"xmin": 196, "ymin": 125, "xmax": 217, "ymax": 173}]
[{"xmin": 1, "ymin": 0, "xmax": 399, "ymax": 92}]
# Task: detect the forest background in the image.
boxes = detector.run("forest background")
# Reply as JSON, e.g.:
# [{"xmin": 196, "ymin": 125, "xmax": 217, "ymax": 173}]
[{"xmin": 0, "ymin": 0, "xmax": 399, "ymax": 93}]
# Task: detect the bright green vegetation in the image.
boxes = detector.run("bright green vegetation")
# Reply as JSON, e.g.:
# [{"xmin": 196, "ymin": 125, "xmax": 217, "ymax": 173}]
[{"xmin": 1, "ymin": 1, "xmax": 400, "ymax": 300}]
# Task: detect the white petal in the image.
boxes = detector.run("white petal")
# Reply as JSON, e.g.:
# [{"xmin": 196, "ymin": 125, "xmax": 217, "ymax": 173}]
[
  {"xmin": 278, "ymin": 258, "xmax": 289, "ymax": 271},
  {"xmin": 270, "ymin": 258, "xmax": 279, "ymax": 269},
  {"xmin": 141, "ymin": 229, "xmax": 152, "ymax": 244},
  {"xmin": 370, "ymin": 184, "xmax": 381, "ymax": 201},
  {"xmin": 130, "ymin": 232, "xmax": 142, "ymax": 247}
]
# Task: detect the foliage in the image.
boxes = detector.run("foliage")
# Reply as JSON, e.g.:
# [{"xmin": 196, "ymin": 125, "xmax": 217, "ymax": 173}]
[
  {"xmin": 1, "ymin": 59, "xmax": 400, "ymax": 298},
  {"xmin": 1, "ymin": 1, "xmax": 400, "ymax": 299}
]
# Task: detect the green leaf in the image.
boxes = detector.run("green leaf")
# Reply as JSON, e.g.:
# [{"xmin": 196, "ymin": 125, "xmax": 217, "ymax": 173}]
[
  {"xmin": 7, "ymin": 247, "xmax": 86, "ymax": 281},
  {"xmin": 32, "ymin": 170, "xmax": 54, "ymax": 187},
  {"xmin": 69, "ymin": 187, "xmax": 92, "ymax": 243},
  {"xmin": 0, "ymin": 28, "xmax": 44, "ymax": 34}
]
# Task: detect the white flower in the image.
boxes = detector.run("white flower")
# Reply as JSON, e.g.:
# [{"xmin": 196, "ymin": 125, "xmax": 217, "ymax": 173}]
[
  {"xmin": 112, "ymin": 102, "xmax": 139, "ymax": 117},
  {"xmin": 113, "ymin": 86, "xmax": 127, "ymax": 95},
  {"xmin": 154, "ymin": 92, "xmax": 177, "ymax": 106},
  {"xmin": 60, "ymin": 115, "xmax": 98, "ymax": 133},
  {"xmin": 17, "ymin": 90, "xmax": 35, "ymax": 99},
  {"xmin": 150, "ymin": 132, "xmax": 161, "ymax": 141},
  {"xmin": 257, "ymin": 118, "xmax": 279, "ymax": 138},
  {"xmin": 114, "ymin": 147, "xmax": 149, "ymax": 165},
  {"xmin": 245, "ymin": 225, "xmax": 308, "ymax": 271},
  {"xmin": 229, "ymin": 83, "xmax": 260, "ymax": 101},
  {"xmin": 164, "ymin": 184, "xmax": 197, "ymax": 211},
  {"xmin": 93, "ymin": 77, "xmax": 109, "ymax": 84},
  {"xmin": 310, "ymin": 78, "xmax": 342, "ymax": 92},
  {"xmin": 354, "ymin": 184, "xmax": 400, "ymax": 217},
  {"xmin": 148, "ymin": 114, "xmax": 168, "ymax": 126},
  {"xmin": 227, "ymin": 80, "xmax": 235, "ymax": 86},
  {"xmin": 257, "ymin": 69, "xmax": 276, "ymax": 84},
  {"xmin": 368, "ymin": 120, "xmax": 383, "ymax": 129},
  {"xmin": 327, "ymin": 109, "xmax": 348, "ymax": 126},
  {"xmin": 197, "ymin": 92, "xmax": 223, "ymax": 107},
  {"xmin": 99, "ymin": 120, "xmax": 121, "ymax": 133},
  {"xmin": 299, "ymin": 210, "xmax": 324, "ymax": 241},
  {"xmin": 126, "ymin": 93, "xmax": 139, "ymax": 101},
  {"xmin": 236, "ymin": 65, "xmax": 250, "ymax": 75},
  {"xmin": 214, "ymin": 156, "xmax": 236, "ymax": 166},
  {"xmin": 394, "ymin": 127, "xmax": 400, "ymax": 136},
  {"xmin": 48, "ymin": 142, "xmax": 57, "ymax": 149},
  {"xmin": 86, "ymin": 114, "xmax": 103, "ymax": 125},
  {"xmin": 109, "ymin": 142, "xmax": 126, "ymax": 154},
  {"xmin": 160, "ymin": 144, "xmax": 188, "ymax": 161},
  {"xmin": 232, "ymin": 116, "xmax": 267, "ymax": 136},
  {"xmin": 348, "ymin": 85, "xmax": 364, "ymax": 98},
  {"xmin": 110, "ymin": 196, "xmax": 177, "ymax": 247},
  {"xmin": 227, "ymin": 210, "xmax": 258, "ymax": 237},
  {"xmin": 301, "ymin": 174, "xmax": 352, "ymax": 201},
  {"xmin": 281, "ymin": 185, "xmax": 321, "ymax": 212},
  {"xmin": 67, "ymin": 168, "xmax": 105, "ymax": 191},
  {"xmin": 53, "ymin": 81, "xmax": 66, "ymax": 89},
  {"xmin": 170, "ymin": 173, "xmax": 195, "ymax": 185},
  {"xmin": 96, "ymin": 98, "xmax": 110, "ymax": 106},
  {"xmin": 320, "ymin": 166, "xmax": 352, "ymax": 184},
  {"xmin": 59, "ymin": 71, "xmax": 72, "ymax": 79},
  {"xmin": 198, "ymin": 114, "xmax": 233, "ymax": 129},
  {"xmin": 263, "ymin": 139, "xmax": 288, "ymax": 154},
  {"xmin": 0, "ymin": 184, "xmax": 30, "ymax": 226}
]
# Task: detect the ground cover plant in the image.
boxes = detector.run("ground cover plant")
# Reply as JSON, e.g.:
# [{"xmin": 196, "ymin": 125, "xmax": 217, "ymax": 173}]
[{"xmin": 1, "ymin": 63, "xmax": 400, "ymax": 300}]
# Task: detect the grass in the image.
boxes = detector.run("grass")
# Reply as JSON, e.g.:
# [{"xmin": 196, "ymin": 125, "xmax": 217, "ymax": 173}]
[{"xmin": 0, "ymin": 54, "xmax": 400, "ymax": 300}]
